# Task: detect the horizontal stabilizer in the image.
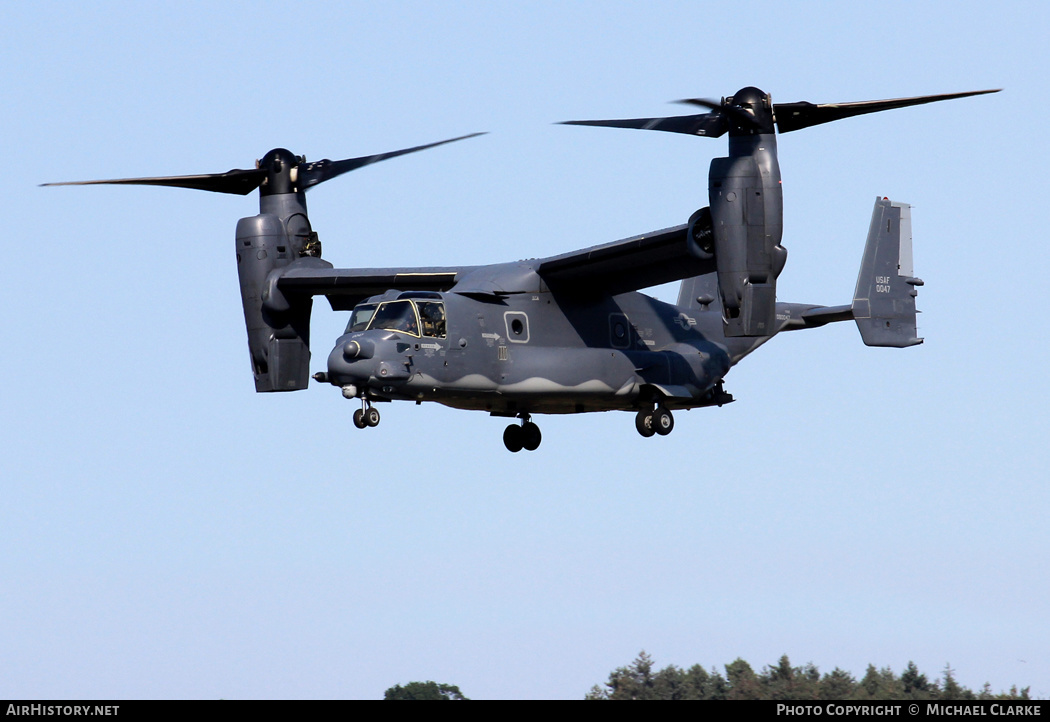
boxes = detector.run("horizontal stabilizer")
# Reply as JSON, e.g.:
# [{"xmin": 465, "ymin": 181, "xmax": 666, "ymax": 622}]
[{"xmin": 852, "ymin": 198, "xmax": 923, "ymax": 347}]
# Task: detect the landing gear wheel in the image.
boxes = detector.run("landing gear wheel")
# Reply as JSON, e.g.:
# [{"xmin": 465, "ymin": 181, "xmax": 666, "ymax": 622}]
[
  {"xmin": 365, "ymin": 407, "xmax": 381, "ymax": 427},
  {"xmin": 352, "ymin": 408, "xmax": 367, "ymax": 429},
  {"xmin": 653, "ymin": 407, "xmax": 674, "ymax": 436},
  {"xmin": 503, "ymin": 424, "xmax": 524, "ymax": 453},
  {"xmin": 635, "ymin": 409, "xmax": 656, "ymax": 438},
  {"xmin": 521, "ymin": 422, "xmax": 542, "ymax": 451}
]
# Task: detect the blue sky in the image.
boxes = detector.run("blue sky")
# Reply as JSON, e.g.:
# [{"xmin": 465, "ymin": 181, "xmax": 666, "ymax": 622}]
[{"xmin": 2, "ymin": 1, "xmax": 1047, "ymax": 700}]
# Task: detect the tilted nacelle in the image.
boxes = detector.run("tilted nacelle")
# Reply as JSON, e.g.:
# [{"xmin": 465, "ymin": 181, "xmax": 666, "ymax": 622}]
[
  {"xmin": 708, "ymin": 133, "xmax": 787, "ymax": 337},
  {"xmin": 235, "ymin": 193, "xmax": 328, "ymax": 392}
]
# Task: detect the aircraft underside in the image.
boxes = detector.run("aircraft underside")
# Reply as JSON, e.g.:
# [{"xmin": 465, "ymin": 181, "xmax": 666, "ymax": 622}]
[{"xmin": 336, "ymin": 353, "xmax": 736, "ymax": 452}]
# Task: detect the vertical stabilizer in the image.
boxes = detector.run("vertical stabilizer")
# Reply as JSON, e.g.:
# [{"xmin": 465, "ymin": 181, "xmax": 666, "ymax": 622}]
[{"xmin": 852, "ymin": 198, "xmax": 923, "ymax": 347}]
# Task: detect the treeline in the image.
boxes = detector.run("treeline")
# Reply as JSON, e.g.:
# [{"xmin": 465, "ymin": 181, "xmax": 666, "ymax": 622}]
[
  {"xmin": 585, "ymin": 652, "xmax": 1032, "ymax": 700},
  {"xmin": 384, "ymin": 681, "xmax": 468, "ymax": 700}
]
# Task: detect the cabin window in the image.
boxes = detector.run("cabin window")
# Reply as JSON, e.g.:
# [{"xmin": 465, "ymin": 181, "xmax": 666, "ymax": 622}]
[
  {"xmin": 609, "ymin": 313, "xmax": 631, "ymax": 349},
  {"xmin": 417, "ymin": 301, "xmax": 447, "ymax": 338},
  {"xmin": 503, "ymin": 311, "xmax": 529, "ymax": 343}
]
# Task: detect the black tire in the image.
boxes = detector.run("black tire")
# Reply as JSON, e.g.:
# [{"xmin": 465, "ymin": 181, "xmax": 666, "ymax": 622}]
[
  {"xmin": 365, "ymin": 407, "xmax": 381, "ymax": 427},
  {"xmin": 635, "ymin": 409, "xmax": 656, "ymax": 438},
  {"xmin": 352, "ymin": 409, "xmax": 367, "ymax": 429},
  {"xmin": 503, "ymin": 424, "xmax": 524, "ymax": 452},
  {"xmin": 521, "ymin": 422, "xmax": 542, "ymax": 451},
  {"xmin": 653, "ymin": 407, "xmax": 674, "ymax": 436}
]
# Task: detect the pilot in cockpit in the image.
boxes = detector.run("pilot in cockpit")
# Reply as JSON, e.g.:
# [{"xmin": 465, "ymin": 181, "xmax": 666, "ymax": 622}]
[{"xmin": 419, "ymin": 301, "xmax": 446, "ymax": 338}]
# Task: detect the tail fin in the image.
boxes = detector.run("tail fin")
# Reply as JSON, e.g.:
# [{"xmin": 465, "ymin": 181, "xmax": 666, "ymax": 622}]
[{"xmin": 851, "ymin": 197, "xmax": 924, "ymax": 347}]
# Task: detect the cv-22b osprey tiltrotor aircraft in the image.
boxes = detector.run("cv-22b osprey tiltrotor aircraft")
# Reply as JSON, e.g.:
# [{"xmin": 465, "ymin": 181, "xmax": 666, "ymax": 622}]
[{"xmin": 45, "ymin": 87, "xmax": 997, "ymax": 451}]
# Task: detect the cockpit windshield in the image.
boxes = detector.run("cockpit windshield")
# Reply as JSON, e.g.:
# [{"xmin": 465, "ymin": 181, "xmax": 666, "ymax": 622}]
[
  {"xmin": 346, "ymin": 299, "xmax": 447, "ymax": 339},
  {"xmin": 368, "ymin": 300, "xmax": 419, "ymax": 335},
  {"xmin": 346, "ymin": 304, "xmax": 377, "ymax": 333}
]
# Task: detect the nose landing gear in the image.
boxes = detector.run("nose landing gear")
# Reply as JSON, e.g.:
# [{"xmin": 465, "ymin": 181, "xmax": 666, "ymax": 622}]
[
  {"xmin": 503, "ymin": 413, "xmax": 542, "ymax": 452},
  {"xmin": 352, "ymin": 399, "xmax": 381, "ymax": 429}
]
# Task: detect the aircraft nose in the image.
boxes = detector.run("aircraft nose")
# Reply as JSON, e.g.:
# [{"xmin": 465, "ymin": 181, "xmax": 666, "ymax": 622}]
[
  {"xmin": 327, "ymin": 334, "xmax": 412, "ymax": 387},
  {"xmin": 327, "ymin": 343, "xmax": 373, "ymax": 385}
]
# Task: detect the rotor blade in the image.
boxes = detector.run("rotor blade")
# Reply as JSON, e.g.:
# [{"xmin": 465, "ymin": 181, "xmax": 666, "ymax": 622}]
[
  {"xmin": 774, "ymin": 89, "xmax": 1001, "ymax": 133},
  {"xmin": 560, "ymin": 112, "xmax": 727, "ymax": 138},
  {"xmin": 299, "ymin": 132, "xmax": 487, "ymax": 190},
  {"xmin": 41, "ymin": 168, "xmax": 266, "ymax": 195},
  {"xmin": 674, "ymin": 98, "xmax": 721, "ymax": 112}
]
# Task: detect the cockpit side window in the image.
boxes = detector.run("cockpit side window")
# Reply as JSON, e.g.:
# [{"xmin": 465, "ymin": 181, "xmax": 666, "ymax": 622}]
[
  {"xmin": 346, "ymin": 303, "xmax": 378, "ymax": 333},
  {"xmin": 368, "ymin": 300, "xmax": 420, "ymax": 336},
  {"xmin": 417, "ymin": 301, "xmax": 446, "ymax": 338}
]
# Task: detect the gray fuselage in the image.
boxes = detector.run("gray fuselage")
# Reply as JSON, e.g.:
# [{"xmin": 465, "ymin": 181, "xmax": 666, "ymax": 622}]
[{"xmin": 326, "ymin": 280, "xmax": 734, "ymax": 416}]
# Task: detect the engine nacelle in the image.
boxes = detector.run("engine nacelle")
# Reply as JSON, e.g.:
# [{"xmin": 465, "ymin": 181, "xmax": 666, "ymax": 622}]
[
  {"xmin": 235, "ymin": 212, "xmax": 314, "ymax": 392},
  {"xmin": 708, "ymin": 134, "xmax": 788, "ymax": 337}
]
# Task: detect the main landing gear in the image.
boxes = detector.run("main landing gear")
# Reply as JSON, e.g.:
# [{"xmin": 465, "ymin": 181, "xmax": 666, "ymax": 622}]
[
  {"xmin": 352, "ymin": 399, "xmax": 381, "ymax": 429},
  {"xmin": 503, "ymin": 414, "xmax": 542, "ymax": 453},
  {"xmin": 635, "ymin": 404, "xmax": 674, "ymax": 438}
]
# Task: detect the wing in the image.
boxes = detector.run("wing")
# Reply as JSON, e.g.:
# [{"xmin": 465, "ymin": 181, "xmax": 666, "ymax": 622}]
[
  {"xmin": 276, "ymin": 263, "xmax": 470, "ymax": 311},
  {"xmin": 276, "ymin": 224, "xmax": 713, "ymax": 309},
  {"xmin": 536, "ymin": 224, "xmax": 715, "ymax": 296}
]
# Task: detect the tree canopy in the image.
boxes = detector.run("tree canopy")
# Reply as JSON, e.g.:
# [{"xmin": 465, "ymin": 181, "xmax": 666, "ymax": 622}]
[
  {"xmin": 586, "ymin": 652, "xmax": 1031, "ymax": 701},
  {"xmin": 384, "ymin": 680, "xmax": 468, "ymax": 700}
]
